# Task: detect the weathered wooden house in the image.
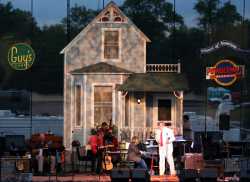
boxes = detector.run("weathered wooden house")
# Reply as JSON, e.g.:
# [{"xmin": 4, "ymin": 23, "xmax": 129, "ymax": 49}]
[{"xmin": 61, "ymin": 1, "xmax": 188, "ymax": 149}]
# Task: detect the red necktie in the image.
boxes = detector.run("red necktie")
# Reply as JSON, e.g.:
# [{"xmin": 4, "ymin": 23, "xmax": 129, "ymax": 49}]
[{"xmin": 160, "ymin": 130, "xmax": 163, "ymax": 146}]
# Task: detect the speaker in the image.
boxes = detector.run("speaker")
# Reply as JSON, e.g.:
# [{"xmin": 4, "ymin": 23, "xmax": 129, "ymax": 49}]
[
  {"xmin": 110, "ymin": 168, "xmax": 130, "ymax": 182},
  {"xmin": 131, "ymin": 168, "xmax": 150, "ymax": 182},
  {"xmin": 199, "ymin": 168, "xmax": 217, "ymax": 182},
  {"xmin": 179, "ymin": 169, "xmax": 198, "ymax": 182},
  {"xmin": 240, "ymin": 170, "xmax": 250, "ymax": 182},
  {"xmin": 219, "ymin": 114, "xmax": 230, "ymax": 130}
]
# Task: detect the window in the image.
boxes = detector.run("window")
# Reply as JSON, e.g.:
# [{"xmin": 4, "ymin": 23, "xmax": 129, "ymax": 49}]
[
  {"xmin": 158, "ymin": 99, "xmax": 171, "ymax": 121},
  {"xmin": 104, "ymin": 30, "xmax": 119, "ymax": 59},
  {"xmin": 94, "ymin": 86, "xmax": 112, "ymax": 126},
  {"xmin": 125, "ymin": 94, "xmax": 129, "ymax": 127},
  {"xmin": 98, "ymin": 8, "xmax": 125, "ymax": 23},
  {"xmin": 75, "ymin": 85, "xmax": 81, "ymax": 127}
]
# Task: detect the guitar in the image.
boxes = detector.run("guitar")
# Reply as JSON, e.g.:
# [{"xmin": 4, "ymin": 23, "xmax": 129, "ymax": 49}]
[
  {"xmin": 102, "ymin": 154, "xmax": 113, "ymax": 171},
  {"xmin": 98, "ymin": 144, "xmax": 114, "ymax": 150}
]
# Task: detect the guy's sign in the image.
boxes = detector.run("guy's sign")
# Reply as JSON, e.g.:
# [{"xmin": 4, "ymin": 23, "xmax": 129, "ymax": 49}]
[
  {"xmin": 8, "ymin": 43, "xmax": 35, "ymax": 70},
  {"xmin": 206, "ymin": 60, "xmax": 244, "ymax": 86}
]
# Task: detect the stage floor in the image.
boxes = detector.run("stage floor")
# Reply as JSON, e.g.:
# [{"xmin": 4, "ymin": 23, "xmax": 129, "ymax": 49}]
[{"xmin": 32, "ymin": 174, "xmax": 179, "ymax": 182}]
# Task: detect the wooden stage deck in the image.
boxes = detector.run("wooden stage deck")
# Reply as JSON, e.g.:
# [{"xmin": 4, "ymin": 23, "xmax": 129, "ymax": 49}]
[{"xmin": 32, "ymin": 174, "xmax": 179, "ymax": 182}]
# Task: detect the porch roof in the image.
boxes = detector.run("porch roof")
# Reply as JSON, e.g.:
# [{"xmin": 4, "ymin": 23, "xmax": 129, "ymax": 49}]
[
  {"xmin": 71, "ymin": 62, "xmax": 132, "ymax": 74},
  {"xmin": 117, "ymin": 73, "xmax": 188, "ymax": 92}
]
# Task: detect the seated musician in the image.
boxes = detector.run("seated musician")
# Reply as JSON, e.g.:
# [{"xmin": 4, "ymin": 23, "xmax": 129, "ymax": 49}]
[{"xmin": 127, "ymin": 136, "xmax": 148, "ymax": 170}]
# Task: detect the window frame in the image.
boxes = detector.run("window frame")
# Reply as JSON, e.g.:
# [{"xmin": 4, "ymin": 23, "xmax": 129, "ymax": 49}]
[
  {"xmin": 102, "ymin": 28, "xmax": 121, "ymax": 61},
  {"xmin": 92, "ymin": 83, "xmax": 115, "ymax": 128},
  {"xmin": 74, "ymin": 84, "xmax": 82, "ymax": 128}
]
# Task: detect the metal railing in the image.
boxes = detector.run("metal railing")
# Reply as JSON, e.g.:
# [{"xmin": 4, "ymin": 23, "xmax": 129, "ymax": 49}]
[{"xmin": 146, "ymin": 63, "xmax": 181, "ymax": 73}]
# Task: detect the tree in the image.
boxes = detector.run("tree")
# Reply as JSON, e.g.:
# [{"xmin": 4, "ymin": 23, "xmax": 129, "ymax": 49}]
[
  {"xmin": 194, "ymin": 0, "xmax": 242, "ymax": 44},
  {"xmin": 122, "ymin": 0, "xmax": 184, "ymax": 63},
  {"xmin": 0, "ymin": 2, "xmax": 40, "ymax": 90},
  {"xmin": 194, "ymin": 0, "xmax": 219, "ymax": 32},
  {"xmin": 61, "ymin": 4, "xmax": 98, "ymax": 38},
  {"xmin": 31, "ymin": 24, "xmax": 66, "ymax": 94}
]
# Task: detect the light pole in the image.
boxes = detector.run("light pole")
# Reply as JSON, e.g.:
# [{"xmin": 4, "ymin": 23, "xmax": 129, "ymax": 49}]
[
  {"xmin": 67, "ymin": 0, "xmax": 71, "ymax": 43},
  {"xmin": 30, "ymin": 0, "xmax": 33, "ymax": 138}
]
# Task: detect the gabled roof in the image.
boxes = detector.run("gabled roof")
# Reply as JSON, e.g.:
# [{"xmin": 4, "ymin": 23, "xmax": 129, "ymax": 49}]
[
  {"xmin": 61, "ymin": 1, "xmax": 151, "ymax": 54},
  {"xmin": 117, "ymin": 73, "xmax": 188, "ymax": 92},
  {"xmin": 71, "ymin": 62, "xmax": 132, "ymax": 74}
]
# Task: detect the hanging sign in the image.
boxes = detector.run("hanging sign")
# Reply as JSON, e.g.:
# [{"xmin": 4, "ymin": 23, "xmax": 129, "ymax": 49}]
[
  {"xmin": 8, "ymin": 43, "xmax": 35, "ymax": 70},
  {"xmin": 206, "ymin": 60, "xmax": 245, "ymax": 86}
]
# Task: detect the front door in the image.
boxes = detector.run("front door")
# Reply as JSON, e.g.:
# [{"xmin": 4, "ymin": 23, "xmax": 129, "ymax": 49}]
[
  {"xmin": 153, "ymin": 96, "xmax": 173, "ymax": 128},
  {"xmin": 158, "ymin": 99, "xmax": 172, "ymax": 121}
]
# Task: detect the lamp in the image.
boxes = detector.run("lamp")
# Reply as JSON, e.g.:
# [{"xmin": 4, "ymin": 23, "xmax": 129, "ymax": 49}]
[
  {"xmin": 137, "ymin": 98, "xmax": 141, "ymax": 104},
  {"xmin": 135, "ymin": 93, "xmax": 144, "ymax": 104}
]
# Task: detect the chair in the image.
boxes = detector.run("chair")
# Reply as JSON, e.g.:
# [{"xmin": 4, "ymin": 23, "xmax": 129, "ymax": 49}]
[{"xmin": 76, "ymin": 146, "xmax": 93, "ymax": 172}]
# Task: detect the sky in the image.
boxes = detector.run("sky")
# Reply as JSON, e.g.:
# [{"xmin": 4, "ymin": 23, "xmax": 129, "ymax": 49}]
[{"xmin": 1, "ymin": 0, "xmax": 250, "ymax": 27}]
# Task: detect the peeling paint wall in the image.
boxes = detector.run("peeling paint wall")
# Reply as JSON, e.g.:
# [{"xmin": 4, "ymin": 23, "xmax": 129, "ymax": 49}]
[{"xmin": 66, "ymin": 23, "xmax": 146, "ymax": 74}]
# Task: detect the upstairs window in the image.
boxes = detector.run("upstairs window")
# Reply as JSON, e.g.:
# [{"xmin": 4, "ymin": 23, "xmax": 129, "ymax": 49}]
[{"xmin": 104, "ymin": 30, "xmax": 119, "ymax": 59}]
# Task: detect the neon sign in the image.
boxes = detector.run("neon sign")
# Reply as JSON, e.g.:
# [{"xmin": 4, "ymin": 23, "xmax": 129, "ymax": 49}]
[
  {"xmin": 8, "ymin": 43, "xmax": 35, "ymax": 70},
  {"xmin": 206, "ymin": 60, "xmax": 244, "ymax": 86}
]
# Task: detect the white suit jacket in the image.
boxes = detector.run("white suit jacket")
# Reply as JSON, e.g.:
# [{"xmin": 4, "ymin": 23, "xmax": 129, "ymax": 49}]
[{"xmin": 155, "ymin": 127, "xmax": 175, "ymax": 148}]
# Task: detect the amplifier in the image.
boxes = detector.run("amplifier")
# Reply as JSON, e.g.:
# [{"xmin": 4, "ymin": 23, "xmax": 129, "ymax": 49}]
[
  {"xmin": 131, "ymin": 168, "xmax": 150, "ymax": 182},
  {"xmin": 111, "ymin": 168, "xmax": 130, "ymax": 182}
]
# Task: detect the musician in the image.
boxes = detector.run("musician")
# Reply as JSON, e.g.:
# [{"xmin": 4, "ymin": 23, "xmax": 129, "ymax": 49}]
[
  {"xmin": 88, "ymin": 129, "xmax": 98, "ymax": 172},
  {"xmin": 183, "ymin": 115, "xmax": 192, "ymax": 140},
  {"xmin": 103, "ymin": 129, "xmax": 118, "ymax": 150},
  {"xmin": 95, "ymin": 130, "xmax": 105, "ymax": 174},
  {"xmin": 35, "ymin": 133, "xmax": 56, "ymax": 174},
  {"xmin": 127, "ymin": 136, "xmax": 148, "ymax": 170},
  {"xmin": 99, "ymin": 122, "xmax": 109, "ymax": 136},
  {"xmin": 155, "ymin": 121, "xmax": 176, "ymax": 176}
]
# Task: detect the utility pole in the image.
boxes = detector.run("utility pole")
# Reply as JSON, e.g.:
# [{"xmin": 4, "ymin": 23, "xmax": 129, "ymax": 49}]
[
  {"xmin": 30, "ymin": 0, "xmax": 33, "ymax": 138},
  {"xmin": 67, "ymin": 0, "xmax": 71, "ymax": 43}
]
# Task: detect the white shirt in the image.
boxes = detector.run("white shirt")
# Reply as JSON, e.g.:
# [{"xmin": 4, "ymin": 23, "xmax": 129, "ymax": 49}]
[{"xmin": 155, "ymin": 127, "xmax": 175, "ymax": 147}]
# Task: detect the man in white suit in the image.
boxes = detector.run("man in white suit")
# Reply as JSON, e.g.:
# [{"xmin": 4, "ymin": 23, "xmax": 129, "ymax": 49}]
[{"xmin": 155, "ymin": 121, "xmax": 176, "ymax": 176}]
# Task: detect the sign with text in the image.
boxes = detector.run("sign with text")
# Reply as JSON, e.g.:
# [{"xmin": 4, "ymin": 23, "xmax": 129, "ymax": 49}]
[
  {"xmin": 8, "ymin": 43, "xmax": 35, "ymax": 70},
  {"xmin": 206, "ymin": 60, "xmax": 244, "ymax": 86}
]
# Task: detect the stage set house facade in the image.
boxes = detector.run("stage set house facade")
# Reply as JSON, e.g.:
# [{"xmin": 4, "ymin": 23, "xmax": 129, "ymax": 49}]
[{"xmin": 61, "ymin": 2, "xmax": 188, "ymax": 149}]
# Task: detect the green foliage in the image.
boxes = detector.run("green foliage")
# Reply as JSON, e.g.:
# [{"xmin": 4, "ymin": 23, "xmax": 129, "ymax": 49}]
[
  {"xmin": 122, "ymin": 0, "xmax": 184, "ymax": 65},
  {"xmin": 61, "ymin": 4, "xmax": 98, "ymax": 38}
]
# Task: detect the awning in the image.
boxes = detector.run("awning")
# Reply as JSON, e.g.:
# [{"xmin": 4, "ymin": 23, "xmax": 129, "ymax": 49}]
[{"xmin": 117, "ymin": 73, "xmax": 188, "ymax": 92}]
